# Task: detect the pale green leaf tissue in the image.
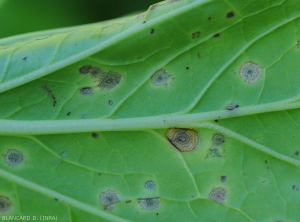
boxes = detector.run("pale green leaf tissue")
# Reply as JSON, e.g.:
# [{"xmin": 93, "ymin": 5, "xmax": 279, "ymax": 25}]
[{"xmin": 1, "ymin": 0, "xmax": 300, "ymax": 221}]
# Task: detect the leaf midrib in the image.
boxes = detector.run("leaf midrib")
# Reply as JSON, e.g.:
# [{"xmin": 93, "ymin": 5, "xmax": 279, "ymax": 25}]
[{"xmin": 1, "ymin": 100, "xmax": 300, "ymax": 135}]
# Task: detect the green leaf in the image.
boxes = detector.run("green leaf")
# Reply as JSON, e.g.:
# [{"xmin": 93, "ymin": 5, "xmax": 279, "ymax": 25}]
[{"xmin": 1, "ymin": 0, "xmax": 300, "ymax": 221}]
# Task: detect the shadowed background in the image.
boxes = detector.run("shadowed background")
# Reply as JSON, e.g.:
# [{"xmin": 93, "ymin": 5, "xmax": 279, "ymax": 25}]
[{"xmin": 0, "ymin": 0, "xmax": 158, "ymax": 38}]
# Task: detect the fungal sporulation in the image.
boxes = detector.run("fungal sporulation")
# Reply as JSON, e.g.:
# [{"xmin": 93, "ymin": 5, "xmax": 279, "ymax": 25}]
[
  {"xmin": 192, "ymin": 31, "xmax": 200, "ymax": 39},
  {"xmin": 151, "ymin": 70, "xmax": 170, "ymax": 86},
  {"xmin": 5, "ymin": 149, "xmax": 24, "ymax": 167},
  {"xmin": 100, "ymin": 190, "xmax": 120, "ymax": 206},
  {"xmin": 0, "ymin": 196, "xmax": 12, "ymax": 214},
  {"xmin": 240, "ymin": 62, "xmax": 262, "ymax": 83},
  {"xmin": 145, "ymin": 181, "xmax": 156, "ymax": 191},
  {"xmin": 166, "ymin": 128, "xmax": 199, "ymax": 152},
  {"xmin": 226, "ymin": 103, "xmax": 239, "ymax": 110},
  {"xmin": 80, "ymin": 87, "xmax": 92, "ymax": 95},
  {"xmin": 227, "ymin": 12, "xmax": 234, "ymax": 18},
  {"xmin": 43, "ymin": 84, "xmax": 56, "ymax": 106},
  {"xmin": 79, "ymin": 65, "xmax": 91, "ymax": 74},
  {"xmin": 209, "ymin": 188, "xmax": 227, "ymax": 203},
  {"xmin": 212, "ymin": 134, "xmax": 225, "ymax": 147},
  {"xmin": 138, "ymin": 198, "xmax": 160, "ymax": 210},
  {"xmin": 98, "ymin": 72, "xmax": 122, "ymax": 91}
]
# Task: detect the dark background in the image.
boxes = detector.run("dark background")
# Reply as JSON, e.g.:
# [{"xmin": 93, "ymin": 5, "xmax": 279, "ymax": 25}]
[{"xmin": 0, "ymin": 0, "xmax": 158, "ymax": 38}]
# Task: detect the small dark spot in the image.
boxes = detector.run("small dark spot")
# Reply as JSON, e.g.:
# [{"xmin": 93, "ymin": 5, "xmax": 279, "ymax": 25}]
[
  {"xmin": 295, "ymin": 151, "xmax": 299, "ymax": 156},
  {"xmin": 226, "ymin": 103, "xmax": 239, "ymax": 110},
  {"xmin": 221, "ymin": 176, "xmax": 227, "ymax": 182},
  {"xmin": 126, "ymin": 200, "xmax": 132, "ymax": 204},
  {"xmin": 79, "ymin": 65, "xmax": 91, "ymax": 74},
  {"xmin": 186, "ymin": 67, "xmax": 189, "ymax": 70},
  {"xmin": 0, "ymin": 196, "xmax": 12, "ymax": 214},
  {"xmin": 23, "ymin": 56, "xmax": 27, "ymax": 61},
  {"xmin": 191, "ymin": 31, "xmax": 200, "ymax": 39},
  {"xmin": 292, "ymin": 185, "xmax": 299, "ymax": 191},
  {"xmin": 5, "ymin": 149, "xmax": 24, "ymax": 167},
  {"xmin": 262, "ymin": 179, "xmax": 267, "ymax": 184},
  {"xmin": 213, "ymin": 33, "xmax": 220, "ymax": 38},
  {"xmin": 80, "ymin": 87, "xmax": 92, "ymax": 95},
  {"xmin": 43, "ymin": 84, "xmax": 56, "ymax": 106},
  {"xmin": 156, "ymin": 213, "xmax": 159, "ymax": 216},
  {"xmin": 226, "ymin": 12, "xmax": 234, "ymax": 18},
  {"xmin": 54, "ymin": 198, "xmax": 58, "ymax": 201},
  {"xmin": 264, "ymin": 160, "xmax": 268, "ymax": 164},
  {"xmin": 150, "ymin": 29, "xmax": 155, "ymax": 34},
  {"xmin": 214, "ymin": 120, "xmax": 218, "ymax": 122},
  {"xmin": 98, "ymin": 173, "xmax": 102, "ymax": 176},
  {"xmin": 208, "ymin": 17, "xmax": 211, "ymax": 20},
  {"xmin": 143, "ymin": 21, "xmax": 146, "ymax": 24},
  {"xmin": 197, "ymin": 52, "xmax": 201, "ymax": 59},
  {"xmin": 137, "ymin": 56, "xmax": 142, "ymax": 60},
  {"xmin": 67, "ymin": 112, "xmax": 71, "ymax": 116},
  {"xmin": 92, "ymin": 133, "xmax": 99, "ymax": 139},
  {"xmin": 108, "ymin": 100, "xmax": 113, "ymax": 105}
]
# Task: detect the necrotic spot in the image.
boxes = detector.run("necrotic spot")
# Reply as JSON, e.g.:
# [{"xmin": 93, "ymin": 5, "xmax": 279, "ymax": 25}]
[
  {"xmin": 212, "ymin": 134, "xmax": 225, "ymax": 147},
  {"xmin": 166, "ymin": 128, "xmax": 199, "ymax": 152},
  {"xmin": 221, "ymin": 176, "xmax": 227, "ymax": 182},
  {"xmin": 138, "ymin": 198, "xmax": 160, "ymax": 210},
  {"xmin": 79, "ymin": 65, "xmax": 91, "ymax": 74},
  {"xmin": 192, "ymin": 31, "xmax": 200, "ymax": 39},
  {"xmin": 226, "ymin": 103, "xmax": 239, "ymax": 110},
  {"xmin": 100, "ymin": 191, "xmax": 120, "ymax": 206},
  {"xmin": 5, "ymin": 149, "xmax": 24, "ymax": 167},
  {"xmin": 145, "ymin": 181, "xmax": 156, "ymax": 191},
  {"xmin": 92, "ymin": 133, "xmax": 99, "ymax": 139},
  {"xmin": 151, "ymin": 70, "xmax": 170, "ymax": 86},
  {"xmin": 0, "ymin": 196, "xmax": 12, "ymax": 214},
  {"xmin": 98, "ymin": 72, "xmax": 122, "ymax": 90},
  {"xmin": 227, "ymin": 12, "xmax": 234, "ymax": 18},
  {"xmin": 80, "ymin": 87, "xmax": 92, "ymax": 95},
  {"xmin": 240, "ymin": 62, "xmax": 262, "ymax": 83},
  {"xmin": 209, "ymin": 188, "xmax": 227, "ymax": 203},
  {"xmin": 89, "ymin": 67, "xmax": 101, "ymax": 76}
]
